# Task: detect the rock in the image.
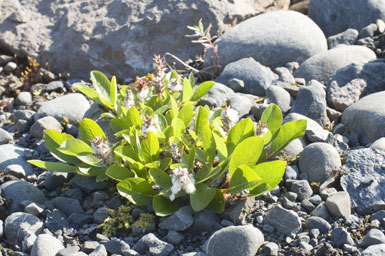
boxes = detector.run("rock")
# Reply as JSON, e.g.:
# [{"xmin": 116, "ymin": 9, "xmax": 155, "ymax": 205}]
[
  {"xmin": 328, "ymin": 78, "xmax": 367, "ymax": 112},
  {"xmin": 290, "ymin": 180, "xmax": 313, "ymax": 201},
  {"xmin": 281, "ymin": 138, "xmax": 307, "ymax": 157},
  {"xmin": 41, "ymin": 171, "xmax": 68, "ymax": 191},
  {"xmin": 205, "ymin": 10, "xmax": 327, "ymax": 72},
  {"xmin": 215, "ymin": 58, "xmax": 278, "ymax": 96},
  {"xmin": 325, "ymin": 191, "xmax": 351, "ymax": 217},
  {"xmin": 294, "ymin": 45, "xmax": 375, "ymax": 84},
  {"xmin": 265, "ymin": 85, "xmax": 291, "ymax": 113},
  {"xmin": 220, "ymin": 197, "xmax": 255, "ymax": 225},
  {"xmin": 331, "ymin": 227, "xmax": 354, "ymax": 248},
  {"xmin": 371, "ymin": 137, "xmax": 385, "ymax": 154},
  {"xmin": 290, "ymin": 80, "xmax": 329, "ymax": 125},
  {"xmin": 89, "ymin": 245, "xmax": 107, "ymax": 256},
  {"xmin": 53, "ymin": 197, "xmax": 84, "ymax": 216},
  {"xmin": 5, "ymin": 212, "xmax": 43, "ymax": 247},
  {"xmin": 310, "ymin": 202, "xmax": 331, "ymax": 220},
  {"xmin": 359, "ymin": 23, "xmax": 378, "ymax": 39},
  {"xmin": 189, "ymin": 209, "xmax": 220, "ymax": 235},
  {"xmin": 30, "ymin": 234, "xmax": 64, "ymax": 256},
  {"xmin": 0, "ymin": 144, "xmax": 34, "ymax": 178},
  {"xmin": 57, "ymin": 246, "xmax": 81, "ymax": 256},
  {"xmin": 341, "ymin": 91, "xmax": 385, "ymax": 145},
  {"xmin": 263, "ymin": 242, "xmax": 279, "ymax": 256},
  {"xmin": 204, "ymin": 225, "xmax": 264, "ymax": 256},
  {"xmin": 24, "ymin": 202, "xmax": 45, "ymax": 217},
  {"xmin": 132, "ymin": 233, "xmax": 174, "ymax": 256},
  {"xmin": 298, "ymin": 142, "xmax": 341, "ymax": 183},
  {"xmin": 263, "ymin": 205, "xmax": 301, "ymax": 235},
  {"xmin": 274, "ymin": 66, "xmax": 296, "ymax": 84},
  {"xmin": 30, "ymin": 81, "xmax": 65, "ymax": 95},
  {"xmin": 165, "ymin": 230, "xmax": 184, "ymax": 245},
  {"xmin": 15, "ymin": 91, "xmax": 33, "ymax": 106},
  {"xmin": 199, "ymin": 82, "xmax": 235, "ymax": 108},
  {"xmin": 361, "ymin": 229, "xmax": 385, "ymax": 248},
  {"xmin": 362, "ymin": 244, "xmax": 385, "ymax": 256},
  {"xmin": 159, "ymin": 206, "xmax": 194, "ymax": 231},
  {"xmin": 1, "ymin": 180, "xmax": 46, "ymax": 212},
  {"xmin": 0, "ymin": 0, "xmax": 263, "ymax": 80},
  {"xmin": 0, "ymin": 220, "xmax": 3, "ymax": 239},
  {"xmin": 4, "ymin": 61, "xmax": 17, "ymax": 72},
  {"xmin": 284, "ymin": 165, "xmax": 299, "ymax": 180},
  {"xmin": 36, "ymin": 93, "xmax": 90, "ymax": 125},
  {"xmin": 101, "ymin": 238, "xmax": 131, "ymax": 255},
  {"xmin": 30, "ymin": 116, "xmax": 62, "ymax": 140},
  {"xmin": 45, "ymin": 209, "xmax": 70, "ymax": 233},
  {"xmin": 226, "ymin": 78, "xmax": 244, "ymax": 92},
  {"xmin": 340, "ymin": 148, "xmax": 385, "ymax": 214},
  {"xmin": 228, "ymin": 94, "xmax": 252, "ymax": 117},
  {"xmin": 327, "ymin": 29, "xmax": 359, "ymax": 49},
  {"xmin": 71, "ymin": 175, "xmax": 106, "ymax": 193},
  {"xmin": 308, "ymin": 0, "xmax": 385, "ymax": 37},
  {"xmin": 0, "ymin": 128, "xmax": 13, "ymax": 144},
  {"xmin": 304, "ymin": 216, "xmax": 331, "ymax": 234}
]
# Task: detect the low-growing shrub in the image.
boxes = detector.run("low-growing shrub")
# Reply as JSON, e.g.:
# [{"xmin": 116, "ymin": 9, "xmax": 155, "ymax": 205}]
[{"xmin": 29, "ymin": 56, "xmax": 306, "ymax": 216}]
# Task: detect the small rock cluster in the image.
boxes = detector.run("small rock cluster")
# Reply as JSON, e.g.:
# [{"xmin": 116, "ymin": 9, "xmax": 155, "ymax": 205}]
[{"xmin": 1, "ymin": 0, "xmax": 385, "ymax": 256}]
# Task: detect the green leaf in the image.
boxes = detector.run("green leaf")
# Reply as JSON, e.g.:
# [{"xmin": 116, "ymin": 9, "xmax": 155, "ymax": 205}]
[
  {"xmin": 227, "ymin": 118, "xmax": 255, "ymax": 155},
  {"xmin": 253, "ymin": 160, "xmax": 286, "ymax": 190},
  {"xmin": 153, "ymin": 195, "xmax": 178, "ymax": 217},
  {"xmin": 171, "ymin": 118, "xmax": 185, "ymax": 138},
  {"xmin": 178, "ymin": 103, "xmax": 193, "ymax": 127},
  {"xmin": 79, "ymin": 118, "xmax": 106, "ymax": 144},
  {"xmin": 228, "ymin": 136, "xmax": 264, "ymax": 176},
  {"xmin": 195, "ymin": 165, "xmax": 226, "ymax": 184},
  {"xmin": 114, "ymin": 145, "xmax": 140, "ymax": 164},
  {"xmin": 189, "ymin": 72, "xmax": 195, "ymax": 87},
  {"xmin": 190, "ymin": 183, "xmax": 216, "ymax": 211},
  {"xmin": 169, "ymin": 95, "xmax": 179, "ymax": 117},
  {"xmin": 149, "ymin": 168, "xmax": 172, "ymax": 188},
  {"xmin": 213, "ymin": 133, "xmax": 227, "ymax": 161},
  {"xmin": 229, "ymin": 165, "xmax": 261, "ymax": 194},
  {"xmin": 260, "ymin": 104, "xmax": 283, "ymax": 137},
  {"xmin": 106, "ymin": 165, "xmax": 135, "ymax": 181},
  {"xmin": 58, "ymin": 139, "xmax": 93, "ymax": 156},
  {"xmin": 208, "ymin": 189, "xmax": 225, "ymax": 213},
  {"xmin": 191, "ymin": 81, "xmax": 215, "ymax": 101},
  {"xmin": 110, "ymin": 75, "xmax": 117, "ymax": 107},
  {"xmin": 249, "ymin": 183, "xmax": 268, "ymax": 197},
  {"xmin": 76, "ymin": 153, "xmax": 104, "ymax": 167},
  {"xmin": 74, "ymin": 83, "xmax": 112, "ymax": 108},
  {"xmin": 159, "ymin": 157, "xmax": 172, "ymax": 171},
  {"xmin": 125, "ymin": 106, "xmax": 141, "ymax": 127},
  {"xmin": 117, "ymin": 178, "xmax": 155, "ymax": 205},
  {"xmin": 201, "ymin": 125, "xmax": 215, "ymax": 164},
  {"xmin": 268, "ymin": 119, "xmax": 307, "ymax": 157},
  {"xmin": 195, "ymin": 106, "xmax": 210, "ymax": 137},
  {"xmin": 141, "ymin": 131, "xmax": 159, "ymax": 163},
  {"xmin": 182, "ymin": 77, "xmax": 193, "ymax": 102},
  {"xmin": 44, "ymin": 130, "xmax": 81, "ymax": 164},
  {"xmin": 110, "ymin": 118, "xmax": 130, "ymax": 131},
  {"xmin": 28, "ymin": 160, "xmax": 78, "ymax": 173},
  {"xmin": 90, "ymin": 71, "xmax": 112, "ymax": 103}
]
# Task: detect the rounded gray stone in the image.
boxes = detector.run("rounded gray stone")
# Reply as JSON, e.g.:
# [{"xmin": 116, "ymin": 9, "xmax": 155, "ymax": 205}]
[
  {"xmin": 31, "ymin": 234, "xmax": 64, "ymax": 256},
  {"xmin": 30, "ymin": 116, "xmax": 62, "ymax": 139},
  {"xmin": 362, "ymin": 244, "xmax": 385, "ymax": 256},
  {"xmin": 294, "ymin": 45, "xmax": 375, "ymax": 84},
  {"xmin": 205, "ymin": 10, "xmax": 327, "ymax": 71},
  {"xmin": 304, "ymin": 216, "xmax": 331, "ymax": 234},
  {"xmin": 299, "ymin": 142, "xmax": 341, "ymax": 183},
  {"xmin": 309, "ymin": 0, "xmax": 385, "ymax": 37},
  {"xmin": 0, "ymin": 144, "xmax": 34, "ymax": 179},
  {"xmin": 263, "ymin": 205, "xmax": 301, "ymax": 236},
  {"xmin": 331, "ymin": 227, "xmax": 354, "ymax": 248},
  {"xmin": 290, "ymin": 180, "xmax": 313, "ymax": 201},
  {"xmin": 327, "ymin": 28, "xmax": 359, "ymax": 49},
  {"xmin": 215, "ymin": 58, "xmax": 278, "ymax": 96},
  {"xmin": 5, "ymin": 212, "xmax": 43, "ymax": 246},
  {"xmin": 228, "ymin": 94, "xmax": 252, "ymax": 117},
  {"xmin": 361, "ymin": 229, "xmax": 385, "ymax": 248},
  {"xmin": 4, "ymin": 61, "xmax": 17, "ymax": 72},
  {"xmin": 266, "ymin": 85, "xmax": 291, "ymax": 113},
  {"xmin": 1, "ymin": 180, "xmax": 46, "ymax": 212},
  {"xmin": 158, "ymin": 206, "xmax": 194, "ymax": 231},
  {"xmin": 204, "ymin": 224, "xmax": 264, "ymax": 256},
  {"xmin": 15, "ymin": 91, "xmax": 33, "ymax": 106},
  {"xmin": 341, "ymin": 91, "xmax": 385, "ymax": 145},
  {"xmin": 0, "ymin": 128, "xmax": 13, "ymax": 144},
  {"xmin": 371, "ymin": 137, "xmax": 385, "ymax": 154},
  {"xmin": 132, "ymin": 233, "xmax": 174, "ymax": 256},
  {"xmin": 36, "ymin": 93, "xmax": 90, "ymax": 125}
]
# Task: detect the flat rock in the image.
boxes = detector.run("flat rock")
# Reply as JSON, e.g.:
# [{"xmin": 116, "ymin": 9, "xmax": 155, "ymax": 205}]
[
  {"xmin": 340, "ymin": 148, "xmax": 385, "ymax": 214},
  {"xmin": 205, "ymin": 10, "xmax": 327, "ymax": 71},
  {"xmin": 204, "ymin": 224, "xmax": 264, "ymax": 256},
  {"xmin": 263, "ymin": 205, "xmax": 301, "ymax": 236},
  {"xmin": 36, "ymin": 93, "xmax": 90, "ymax": 125},
  {"xmin": 0, "ymin": 0, "xmax": 265, "ymax": 80},
  {"xmin": 290, "ymin": 80, "xmax": 329, "ymax": 125},
  {"xmin": 0, "ymin": 144, "xmax": 34, "ymax": 177},
  {"xmin": 294, "ymin": 45, "xmax": 375, "ymax": 84},
  {"xmin": 53, "ymin": 197, "xmax": 84, "ymax": 216},
  {"xmin": 341, "ymin": 91, "xmax": 385, "ymax": 145},
  {"xmin": 331, "ymin": 227, "xmax": 354, "ymax": 248},
  {"xmin": 298, "ymin": 142, "xmax": 341, "ymax": 183},
  {"xmin": 5, "ymin": 212, "xmax": 43, "ymax": 247},
  {"xmin": 1, "ymin": 180, "xmax": 46, "ymax": 212},
  {"xmin": 31, "ymin": 234, "xmax": 64, "ymax": 256},
  {"xmin": 308, "ymin": 0, "xmax": 385, "ymax": 37},
  {"xmin": 327, "ymin": 28, "xmax": 359, "ymax": 49},
  {"xmin": 158, "ymin": 206, "xmax": 194, "ymax": 231},
  {"xmin": 215, "ymin": 58, "xmax": 278, "ymax": 96}
]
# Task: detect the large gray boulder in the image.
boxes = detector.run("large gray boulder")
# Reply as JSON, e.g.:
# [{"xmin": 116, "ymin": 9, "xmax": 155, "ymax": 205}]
[
  {"xmin": 205, "ymin": 10, "xmax": 327, "ymax": 71},
  {"xmin": 340, "ymin": 148, "xmax": 385, "ymax": 214},
  {"xmin": 341, "ymin": 91, "xmax": 385, "ymax": 145},
  {"xmin": 0, "ymin": 0, "xmax": 274, "ymax": 80},
  {"xmin": 309, "ymin": 0, "xmax": 385, "ymax": 37},
  {"xmin": 293, "ymin": 45, "xmax": 376, "ymax": 83}
]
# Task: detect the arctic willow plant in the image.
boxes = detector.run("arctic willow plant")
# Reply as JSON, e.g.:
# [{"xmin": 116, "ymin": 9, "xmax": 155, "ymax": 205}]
[{"xmin": 29, "ymin": 57, "xmax": 307, "ymax": 216}]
